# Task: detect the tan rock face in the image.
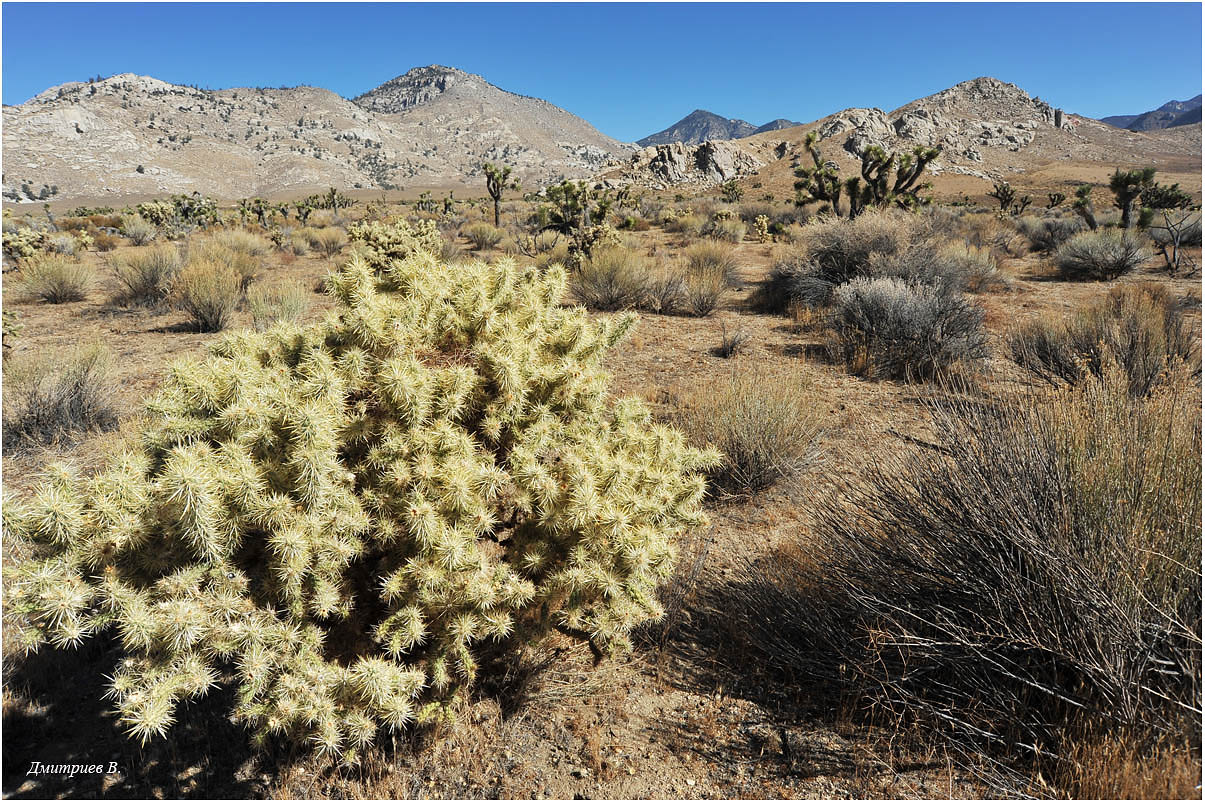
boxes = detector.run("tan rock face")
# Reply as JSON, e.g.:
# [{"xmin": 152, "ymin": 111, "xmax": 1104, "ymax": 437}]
[{"xmin": 2, "ymin": 67, "xmax": 635, "ymax": 203}]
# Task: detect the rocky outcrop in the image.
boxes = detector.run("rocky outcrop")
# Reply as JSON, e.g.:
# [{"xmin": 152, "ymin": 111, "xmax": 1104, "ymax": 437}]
[{"xmin": 615, "ymin": 140, "xmax": 764, "ymax": 189}]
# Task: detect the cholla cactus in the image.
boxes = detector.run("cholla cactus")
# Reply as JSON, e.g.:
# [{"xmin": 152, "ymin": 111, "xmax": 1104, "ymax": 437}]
[
  {"xmin": 347, "ymin": 218, "xmax": 444, "ymax": 273},
  {"xmin": 2, "ymin": 227, "xmax": 50, "ymax": 261},
  {"xmin": 753, "ymin": 215, "xmax": 771, "ymax": 243},
  {"xmin": 5, "ymin": 221, "xmax": 718, "ymax": 760}
]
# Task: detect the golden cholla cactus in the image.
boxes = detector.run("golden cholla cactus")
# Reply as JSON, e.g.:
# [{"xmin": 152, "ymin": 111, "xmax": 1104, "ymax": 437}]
[{"xmin": 5, "ymin": 221, "xmax": 719, "ymax": 759}]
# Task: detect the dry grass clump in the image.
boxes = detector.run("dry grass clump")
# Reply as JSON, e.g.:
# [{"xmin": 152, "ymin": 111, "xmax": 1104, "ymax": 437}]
[
  {"xmin": 829, "ymin": 277, "xmax": 989, "ymax": 381},
  {"xmin": 247, "ymin": 280, "xmax": 312, "ymax": 331},
  {"xmin": 682, "ymin": 264, "xmax": 728, "ymax": 317},
  {"xmin": 675, "ymin": 370, "xmax": 824, "ymax": 497},
  {"xmin": 307, "ymin": 226, "xmax": 348, "ymax": 258},
  {"xmin": 46, "ymin": 232, "xmax": 80, "ymax": 256},
  {"xmin": 706, "ymin": 217, "xmax": 747, "ymax": 243},
  {"xmin": 109, "ymin": 243, "xmax": 183, "ymax": 306},
  {"xmin": 709, "ymin": 363, "xmax": 1200, "ymax": 794},
  {"xmin": 188, "ymin": 237, "xmax": 261, "ymax": 289},
  {"xmin": 1009, "ymin": 282, "xmax": 1199, "ymax": 397},
  {"xmin": 463, "ymin": 222, "xmax": 505, "ymax": 251},
  {"xmin": 170, "ymin": 260, "xmax": 243, "ymax": 332},
  {"xmin": 3, "ymin": 344, "xmax": 119, "ymax": 447},
  {"xmin": 121, "ymin": 215, "xmax": 157, "ymax": 245},
  {"xmin": 570, "ymin": 247, "xmax": 649, "ymax": 311},
  {"xmin": 212, "ymin": 228, "xmax": 272, "ymax": 257},
  {"xmin": 18, "ymin": 254, "xmax": 93, "ymax": 303},
  {"xmin": 664, "ymin": 212, "xmax": 706, "ymax": 238},
  {"xmin": 684, "ymin": 240, "xmax": 740, "ymax": 287},
  {"xmin": 1054, "ymin": 229, "xmax": 1150, "ymax": 280},
  {"xmin": 1015, "ymin": 215, "xmax": 1083, "ymax": 253}
]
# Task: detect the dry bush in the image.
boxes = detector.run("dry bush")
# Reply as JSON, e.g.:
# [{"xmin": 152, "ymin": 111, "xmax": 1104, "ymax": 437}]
[
  {"xmin": 120, "ymin": 215, "xmax": 157, "ymax": 246},
  {"xmin": 534, "ymin": 239, "xmax": 571, "ymax": 271},
  {"xmin": 438, "ymin": 235, "xmax": 466, "ymax": 265},
  {"xmin": 829, "ymin": 277, "xmax": 989, "ymax": 381},
  {"xmin": 93, "ymin": 231, "xmax": 121, "ymax": 252},
  {"xmin": 287, "ymin": 232, "xmax": 311, "ymax": 256},
  {"xmin": 247, "ymin": 280, "xmax": 312, "ymax": 331},
  {"xmin": 1055, "ymin": 229, "xmax": 1150, "ymax": 280},
  {"xmin": 19, "ymin": 254, "xmax": 93, "ymax": 303},
  {"xmin": 463, "ymin": 222, "xmax": 505, "ymax": 251},
  {"xmin": 934, "ymin": 243, "xmax": 1007, "ymax": 292},
  {"xmin": 710, "ymin": 364, "xmax": 1200, "ymax": 793},
  {"xmin": 1015, "ymin": 215, "xmax": 1083, "ymax": 253},
  {"xmin": 109, "ymin": 243, "xmax": 182, "ymax": 307},
  {"xmin": 665, "ymin": 213, "xmax": 706, "ymax": 238},
  {"xmin": 752, "ymin": 246, "xmax": 811, "ymax": 313},
  {"xmin": 644, "ymin": 265, "xmax": 688, "ymax": 315},
  {"xmin": 188, "ymin": 238, "xmax": 260, "ymax": 290},
  {"xmin": 46, "ymin": 232, "xmax": 79, "ymax": 256},
  {"xmin": 684, "ymin": 240, "xmax": 740, "ymax": 287},
  {"xmin": 3, "ymin": 344, "xmax": 119, "ymax": 447},
  {"xmin": 307, "ymin": 226, "xmax": 348, "ymax": 259},
  {"xmin": 570, "ymin": 246, "xmax": 648, "ymax": 311},
  {"xmin": 212, "ymin": 228, "xmax": 272, "ymax": 257},
  {"xmin": 1009, "ymin": 282, "xmax": 1200, "ymax": 397},
  {"xmin": 682, "ymin": 265, "xmax": 728, "ymax": 317},
  {"xmin": 1150, "ymin": 214, "xmax": 1202, "ymax": 248},
  {"xmin": 171, "ymin": 260, "xmax": 242, "ymax": 332},
  {"xmin": 706, "ymin": 217, "xmax": 747, "ymax": 243},
  {"xmin": 675, "ymin": 369, "xmax": 824, "ymax": 496}
]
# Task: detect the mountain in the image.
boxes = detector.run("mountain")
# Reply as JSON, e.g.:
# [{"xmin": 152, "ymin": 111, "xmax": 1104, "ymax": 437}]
[
  {"xmin": 1, "ymin": 67, "xmax": 634, "ymax": 203},
  {"xmin": 604, "ymin": 76, "xmax": 1201, "ymax": 192},
  {"xmin": 636, "ymin": 109, "xmax": 802, "ymax": 147},
  {"xmin": 1101, "ymin": 94, "xmax": 1202, "ymax": 131}
]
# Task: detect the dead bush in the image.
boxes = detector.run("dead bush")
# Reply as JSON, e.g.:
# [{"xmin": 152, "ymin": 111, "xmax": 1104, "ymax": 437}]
[
  {"xmin": 3, "ymin": 344, "xmax": 119, "ymax": 447},
  {"xmin": 19, "ymin": 254, "xmax": 93, "ymax": 303},
  {"xmin": 109, "ymin": 243, "xmax": 182, "ymax": 307}
]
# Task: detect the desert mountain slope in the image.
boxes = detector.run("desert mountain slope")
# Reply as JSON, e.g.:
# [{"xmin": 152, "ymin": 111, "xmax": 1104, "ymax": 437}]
[
  {"xmin": 603, "ymin": 77, "xmax": 1201, "ymax": 194},
  {"xmin": 2, "ymin": 67, "xmax": 634, "ymax": 203},
  {"xmin": 1102, "ymin": 94, "xmax": 1202, "ymax": 131},
  {"xmin": 637, "ymin": 109, "xmax": 802, "ymax": 147}
]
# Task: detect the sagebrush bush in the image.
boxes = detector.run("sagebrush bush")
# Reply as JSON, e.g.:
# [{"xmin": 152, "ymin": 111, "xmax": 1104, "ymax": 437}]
[
  {"xmin": 463, "ymin": 222, "xmax": 505, "ymax": 251},
  {"xmin": 684, "ymin": 241, "xmax": 740, "ymax": 288},
  {"xmin": 707, "ymin": 218, "xmax": 747, "ymax": 244},
  {"xmin": 4, "ymin": 229, "xmax": 718, "ymax": 760},
  {"xmin": 676, "ymin": 371, "xmax": 823, "ymax": 496},
  {"xmin": 682, "ymin": 265, "xmax": 727, "ymax": 317},
  {"xmin": 664, "ymin": 213, "xmax": 705, "ymax": 238},
  {"xmin": 188, "ymin": 238, "xmax": 261, "ymax": 290},
  {"xmin": 714, "ymin": 364, "xmax": 1200, "ymax": 787},
  {"xmin": 1055, "ymin": 229, "xmax": 1150, "ymax": 280},
  {"xmin": 171, "ymin": 260, "xmax": 242, "ymax": 332},
  {"xmin": 2, "ymin": 344, "xmax": 118, "ymax": 447},
  {"xmin": 110, "ymin": 244, "xmax": 183, "ymax": 306},
  {"xmin": 19, "ymin": 254, "xmax": 93, "ymax": 303},
  {"xmin": 309, "ymin": 227, "xmax": 348, "ymax": 259},
  {"xmin": 247, "ymin": 280, "xmax": 312, "ymax": 331},
  {"xmin": 829, "ymin": 277, "xmax": 989, "ymax": 381},
  {"xmin": 213, "ymin": 228, "xmax": 273, "ymax": 258},
  {"xmin": 570, "ymin": 247, "xmax": 648, "ymax": 311},
  {"xmin": 46, "ymin": 232, "xmax": 80, "ymax": 256},
  {"xmin": 121, "ymin": 215, "xmax": 157, "ymax": 246},
  {"xmin": 1009, "ymin": 283, "xmax": 1199, "ymax": 397},
  {"xmin": 1015, "ymin": 215, "xmax": 1083, "ymax": 253}
]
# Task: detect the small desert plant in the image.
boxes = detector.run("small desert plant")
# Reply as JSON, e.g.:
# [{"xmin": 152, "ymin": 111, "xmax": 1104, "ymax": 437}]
[
  {"xmin": 682, "ymin": 265, "xmax": 728, "ymax": 317},
  {"xmin": 1015, "ymin": 215, "xmax": 1083, "ymax": 253},
  {"xmin": 463, "ymin": 222, "xmax": 505, "ymax": 251},
  {"xmin": 93, "ymin": 231, "xmax": 121, "ymax": 252},
  {"xmin": 213, "ymin": 228, "xmax": 272, "ymax": 257},
  {"xmin": 46, "ymin": 232, "xmax": 79, "ymax": 256},
  {"xmin": 3, "ymin": 344, "xmax": 119, "ymax": 447},
  {"xmin": 309, "ymin": 226, "xmax": 348, "ymax": 259},
  {"xmin": 684, "ymin": 241, "xmax": 740, "ymax": 288},
  {"xmin": 664, "ymin": 212, "xmax": 706, "ymax": 238},
  {"xmin": 714, "ymin": 323, "xmax": 749, "ymax": 358},
  {"xmin": 110, "ymin": 244, "xmax": 182, "ymax": 306},
  {"xmin": 570, "ymin": 247, "xmax": 649, "ymax": 311},
  {"xmin": 121, "ymin": 215, "xmax": 157, "ymax": 245},
  {"xmin": 676, "ymin": 370, "xmax": 824, "ymax": 496},
  {"xmin": 1055, "ymin": 230, "xmax": 1149, "ymax": 281},
  {"xmin": 644, "ymin": 267, "xmax": 687, "ymax": 315},
  {"xmin": 188, "ymin": 238, "xmax": 261, "ymax": 290},
  {"xmin": 19, "ymin": 254, "xmax": 93, "ymax": 303},
  {"xmin": 247, "ymin": 280, "xmax": 312, "ymax": 331},
  {"xmin": 829, "ymin": 277, "xmax": 989, "ymax": 381},
  {"xmin": 171, "ymin": 260, "xmax": 242, "ymax": 332},
  {"xmin": 707, "ymin": 217, "xmax": 747, "ymax": 243},
  {"xmin": 1008, "ymin": 283, "xmax": 1200, "ymax": 397}
]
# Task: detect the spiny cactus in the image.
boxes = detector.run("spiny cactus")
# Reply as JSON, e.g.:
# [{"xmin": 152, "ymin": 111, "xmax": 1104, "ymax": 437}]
[
  {"xmin": 753, "ymin": 215, "xmax": 771, "ymax": 243},
  {"xmin": 5, "ymin": 223, "xmax": 718, "ymax": 761}
]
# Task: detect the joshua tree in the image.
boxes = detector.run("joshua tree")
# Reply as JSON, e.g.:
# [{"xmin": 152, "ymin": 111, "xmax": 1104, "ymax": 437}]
[
  {"xmin": 989, "ymin": 181, "xmax": 1016, "ymax": 213},
  {"xmin": 720, "ymin": 180, "xmax": 743, "ymax": 203},
  {"xmin": 794, "ymin": 131, "xmax": 846, "ymax": 216},
  {"xmin": 1013, "ymin": 195, "xmax": 1033, "ymax": 215},
  {"xmin": 1047, "ymin": 192, "xmax": 1067, "ymax": 209},
  {"xmin": 483, "ymin": 163, "xmax": 519, "ymax": 227},
  {"xmin": 1072, "ymin": 185, "xmax": 1099, "ymax": 231},
  {"xmin": 1109, "ymin": 168, "xmax": 1158, "ymax": 229},
  {"xmin": 795, "ymin": 133, "xmax": 938, "ymax": 219}
]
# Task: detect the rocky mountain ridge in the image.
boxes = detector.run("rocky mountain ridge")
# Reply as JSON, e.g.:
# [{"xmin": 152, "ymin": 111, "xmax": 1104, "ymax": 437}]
[
  {"xmin": 1101, "ymin": 94, "xmax": 1202, "ymax": 131},
  {"xmin": 637, "ymin": 109, "xmax": 802, "ymax": 147},
  {"xmin": 2, "ymin": 67, "xmax": 633, "ymax": 203}
]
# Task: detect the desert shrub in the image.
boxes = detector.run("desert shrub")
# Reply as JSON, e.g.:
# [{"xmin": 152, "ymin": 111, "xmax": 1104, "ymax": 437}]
[
  {"xmin": 706, "ymin": 217, "xmax": 747, "ymax": 244},
  {"xmin": 644, "ymin": 267, "xmax": 687, "ymax": 315},
  {"xmin": 188, "ymin": 237, "xmax": 261, "ymax": 290},
  {"xmin": 1015, "ymin": 215, "xmax": 1083, "ymax": 252},
  {"xmin": 93, "ymin": 231, "xmax": 121, "ymax": 252},
  {"xmin": 247, "ymin": 280, "xmax": 312, "ymax": 331},
  {"xmin": 664, "ymin": 212, "xmax": 706, "ymax": 238},
  {"xmin": 309, "ymin": 227, "xmax": 348, "ymax": 259},
  {"xmin": 1009, "ymin": 283, "xmax": 1199, "ymax": 397},
  {"xmin": 46, "ymin": 232, "xmax": 80, "ymax": 256},
  {"xmin": 829, "ymin": 277, "xmax": 989, "ymax": 381},
  {"xmin": 1055, "ymin": 230, "xmax": 1149, "ymax": 280},
  {"xmin": 287, "ymin": 232, "xmax": 311, "ymax": 256},
  {"xmin": 1150, "ymin": 214, "xmax": 1202, "ymax": 248},
  {"xmin": 5, "ymin": 238, "xmax": 717, "ymax": 760},
  {"xmin": 737, "ymin": 201, "xmax": 777, "ymax": 225},
  {"xmin": 121, "ymin": 215, "xmax": 157, "ymax": 246},
  {"xmin": 171, "ymin": 260, "xmax": 242, "ymax": 332},
  {"xmin": 716, "ymin": 364, "xmax": 1200, "ymax": 790},
  {"xmin": 752, "ymin": 247, "xmax": 811, "ymax": 313},
  {"xmin": 89, "ymin": 213, "xmax": 125, "ymax": 230},
  {"xmin": 2, "ymin": 344, "xmax": 118, "ymax": 447},
  {"xmin": 676, "ymin": 370, "xmax": 823, "ymax": 496},
  {"xmin": 463, "ymin": 222, "xmax": 505, "ymax": 251},
  {"xmin": 934, "ymin": 243, "xmax": 1007, "ymax": 292},
  {"xmin": 19, "ymin": 254, "xmax": 93, "ymax": 303},
  {"xmin": 110, "ymin": 244, "xmax": 183, "ymax": 307},
  {"xmin": 570, "ymin": 247, "xmax": 649, "ymax": 311},
  {"xmin": 682, "ymin": 265, "xmax": 728, "ymax": 317},
  {"xmin": 347, "ymin": 218, "xmax": 444, "ymax": 274},
  {"xmin": 534, "ymin": 239, "xmax": 572, "ymax": 272},
  {"xmin": 684, "ymin": 240, "xmax": 740, "ymax": 287},
  {"xmin": 438, "ymin": 236, "xmax": 465, "ymax": 265},
  {"xmin": 213, "ymin": 228, "xmax": 272, "ymax": 257},
  {"xmin": 869, "ymin": 242, "xmax": 1006, "ymax": 293}
]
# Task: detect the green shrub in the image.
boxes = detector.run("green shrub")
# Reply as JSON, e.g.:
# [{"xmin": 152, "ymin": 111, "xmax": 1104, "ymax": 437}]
[
  {"xmin": 463, "ymin": 222, "xmax": 505, "ymax": 251},
  {"xmin": 171, "ymin": 260, "xmax": 242, "ymax": 332},
  {"xmin": 247, "ymin": 280, "xmax": 312, "ymax": 332},
  {"xmin": 829, "ymin": 277, "xmax": 989, "ymax": 381},
  {"xmin": 19, "ymin": 255, "xmax": 93, "ymax": 303},
  {"xmin": 1009, "ymin": 283, "xmax": 1199, "ymax": 397},
  {"xmin": 2, "ymin": 344, "xmax": 118, "ymax": 447},
  {"xmin": 676, "ymin": 370, "xmax": 823, "ymax": 496},
  {"xmin": 5, "ymin": 235, "xmax": 718, "ymax": 760},
  {"xmin": 110, "ymin": 244, "xmax": 183, "ymax": 306},
  {"xmin": 1015, "ymin": 215, "xmax": 1083, "ymax": 253},
  {"xmin": 1055, "ymin": 230, "xmax": 1150, "ymax": 281}
]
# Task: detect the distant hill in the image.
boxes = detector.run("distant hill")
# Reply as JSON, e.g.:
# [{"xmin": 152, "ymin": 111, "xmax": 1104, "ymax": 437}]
[
  {"xmin": 1101, "ymin": 94, "xmax": 1202, "ymax": 131},
  {"xmin": 637, "ymin": 109, "xmax": 802, "ymax": 146},
  {"xmin": 1, "ymin": 66, "xmax": 634, "ymax": 202}
]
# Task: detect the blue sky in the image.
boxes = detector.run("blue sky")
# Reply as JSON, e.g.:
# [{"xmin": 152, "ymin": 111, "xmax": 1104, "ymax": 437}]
[{"xmin": 2, "ymin": 2, "xmax": 1201, "ymax": 141}]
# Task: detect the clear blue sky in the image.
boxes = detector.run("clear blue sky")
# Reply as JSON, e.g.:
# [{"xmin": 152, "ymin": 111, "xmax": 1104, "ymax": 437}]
[{"xmin": 2, "ymin": 2, "xmax": 1201, "ymax": 142}]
